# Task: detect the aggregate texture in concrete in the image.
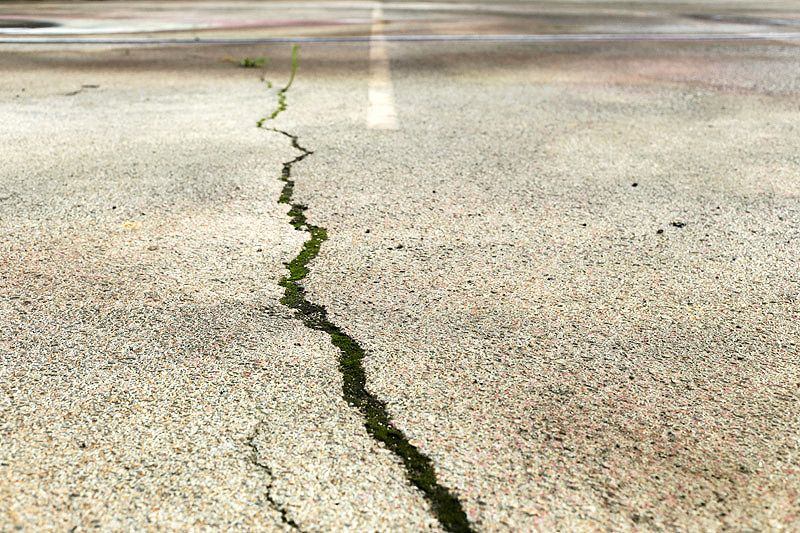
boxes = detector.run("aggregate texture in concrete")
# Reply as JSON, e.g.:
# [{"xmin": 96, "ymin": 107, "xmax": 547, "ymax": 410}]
[
  {"xmin": 3, "ymin": 1, "xmax": 800, "ymax": 532},
  {"xmin": 285, "ymin": 39, "xmax": 800, "ymax": 531},
  {"xmin": 0, "ymin": 46, "xmax": 440, "ymax": 532}
]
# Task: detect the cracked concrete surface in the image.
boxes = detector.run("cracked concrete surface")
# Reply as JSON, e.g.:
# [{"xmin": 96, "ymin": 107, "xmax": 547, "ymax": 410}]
[
  {"xmin": 0, "ymin": 46, "xmax": 440, "ymax": 532},
  {"xmin": 3, "ymin": 1, "xmax": 800, "ymax": 531},
  {"xmin": 264, "ymin": 120, "xmax": 472, "ymax": 530},
  {"xmin": 285, "ymin": 40, "xmax": 800, "ymax": 531}
]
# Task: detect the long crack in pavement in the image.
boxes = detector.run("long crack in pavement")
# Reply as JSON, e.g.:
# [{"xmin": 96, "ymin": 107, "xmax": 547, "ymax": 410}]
[{"xmin": 259, "ymin": 47, "xmax": 474, "ymax": 533}]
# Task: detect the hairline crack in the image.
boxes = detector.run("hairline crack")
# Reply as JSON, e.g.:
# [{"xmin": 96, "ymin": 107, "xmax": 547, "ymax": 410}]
[{"xmin": 245, "ymin": 425, "xmax": 302, "ymax": 531}]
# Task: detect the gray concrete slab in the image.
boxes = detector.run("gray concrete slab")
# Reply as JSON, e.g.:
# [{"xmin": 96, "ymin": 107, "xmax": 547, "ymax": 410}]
[
  {"xmin": 2, "ymin": 1, "xmax": 800, "ymax": 532},
  {"xmin": 286, "ymin": 37, "xmax": 800, "ymax": 532},
  {"xmin": 0, "ymin": 46, "xmax": 438, "ymax": 531}
]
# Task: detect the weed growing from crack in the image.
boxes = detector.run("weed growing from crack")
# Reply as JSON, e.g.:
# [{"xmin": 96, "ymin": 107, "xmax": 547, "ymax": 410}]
[
  {"xmin": 257, "ymin": 45, "xmax": 298, "ymax": 127},
  {"xmin": 282, "ymin": 46, "xmax": 298, "ymax": 92}
]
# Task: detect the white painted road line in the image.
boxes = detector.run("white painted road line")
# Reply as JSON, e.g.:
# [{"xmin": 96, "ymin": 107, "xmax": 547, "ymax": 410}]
[{"xmin": 366, "ymin": 4, "xmax": 398, "ymax": 130}]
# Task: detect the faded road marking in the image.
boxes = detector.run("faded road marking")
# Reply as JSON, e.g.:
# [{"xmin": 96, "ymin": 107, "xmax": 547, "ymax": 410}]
[{"xmin": 367, "ymin": 4, "xmax": 398, "ymax": 130}]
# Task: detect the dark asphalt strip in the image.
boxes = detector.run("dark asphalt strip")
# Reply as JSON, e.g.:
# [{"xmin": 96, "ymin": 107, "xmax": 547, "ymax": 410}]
[
  {"xmin": 261, "ymin": 47, "xmax": 475, "ymax": 533},
  {"xmin": 3, "ymin": 32, "xmax": 800, "ymax": 45}
]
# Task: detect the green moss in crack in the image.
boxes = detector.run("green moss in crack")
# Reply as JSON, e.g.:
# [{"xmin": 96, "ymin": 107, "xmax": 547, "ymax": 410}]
[{"xmin": 261, "ymin": 47, "xmax": 474, "ymax": 533}]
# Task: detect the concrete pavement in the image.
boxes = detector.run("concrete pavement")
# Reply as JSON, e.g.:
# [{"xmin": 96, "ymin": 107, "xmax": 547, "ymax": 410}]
[
  {"xmin": 2, "ymin": 1, "xmax": 800, "ymax": 532},
  {"xmin": 278, "ymin": 34, "xmax": 800, "ymax": 532},
  {"xmin": 0, "ymin": 46, "xmax": 438, "ymax": 531}
]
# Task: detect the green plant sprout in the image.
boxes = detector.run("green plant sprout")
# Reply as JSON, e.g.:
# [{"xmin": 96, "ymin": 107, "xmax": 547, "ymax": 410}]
[
  {"xmin": 239, "ymin": 56, "xmax": 268, "ymax": 68},
  {"xmin": 256, "ymin": 45, "xmax": 299, "ymax": 127}
]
